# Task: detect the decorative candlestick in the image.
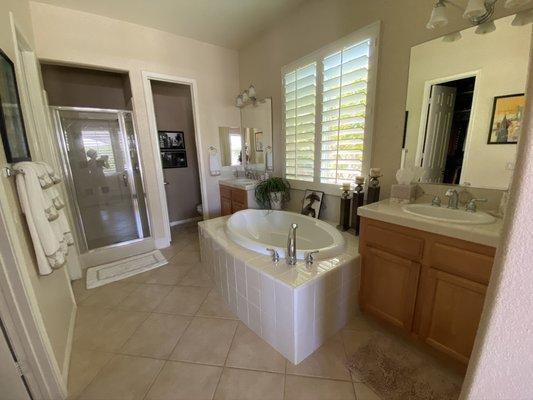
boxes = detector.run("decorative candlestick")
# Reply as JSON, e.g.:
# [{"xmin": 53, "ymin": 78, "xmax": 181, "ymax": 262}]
[
  {"xmin": 367, "ymin": 168, "xmax": 382, "ymax": 205},
  {"xmin": 351, "ymin": 176, "xmax": 365, "ymax": 235},
  {"xmin": 339, "ymin": 183, "xmax": 351, "ymax": 231}
]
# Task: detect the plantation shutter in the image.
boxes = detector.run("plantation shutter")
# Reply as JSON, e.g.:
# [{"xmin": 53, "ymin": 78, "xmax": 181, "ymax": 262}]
[
  {"xmin": 320, "ymin": 40, "xmax": 371, "ymax": 184},
  {"xmin": 284, "ymin": 62, "xmax": 317, "ymax": 182}
]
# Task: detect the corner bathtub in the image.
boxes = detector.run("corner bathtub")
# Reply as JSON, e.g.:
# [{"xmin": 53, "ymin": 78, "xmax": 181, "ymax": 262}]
[
  {"xmin": 198, "ymin": 212, "xmax": 361, "ymax": 364},
  {"xmin": 226, "ymin": 209, "xmax": 345, "ymax": 260}
]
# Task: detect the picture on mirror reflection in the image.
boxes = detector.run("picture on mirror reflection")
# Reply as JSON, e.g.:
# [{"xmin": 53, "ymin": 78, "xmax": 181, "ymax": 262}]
[
  {"xmin": 158, "ymin": 130, "xmax": 185, "ymax": 149},
  {"xmin": 488, "ymin": 93, "xmax": 524, "ymax": 144}
]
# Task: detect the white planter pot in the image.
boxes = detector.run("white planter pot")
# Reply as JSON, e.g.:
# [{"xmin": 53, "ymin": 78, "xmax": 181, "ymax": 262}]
[{"xmin": 269, "ymin": 192, "xmax": 283, "ymax": 210}]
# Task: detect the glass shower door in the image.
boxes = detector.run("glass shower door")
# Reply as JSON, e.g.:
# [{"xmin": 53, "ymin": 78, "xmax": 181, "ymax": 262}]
[{"xmin": 54, "ymin": 108, "xmax": 150, "ymax": 252}]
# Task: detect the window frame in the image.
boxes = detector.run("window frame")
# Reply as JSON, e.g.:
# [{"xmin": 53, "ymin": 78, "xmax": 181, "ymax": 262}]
[{"xmin": 281, "ymin": 22, "xmax": 380, "ymax": 196}]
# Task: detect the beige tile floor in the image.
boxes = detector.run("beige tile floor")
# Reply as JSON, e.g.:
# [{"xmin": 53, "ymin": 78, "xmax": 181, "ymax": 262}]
[{"xmin": 69, "ymin": 223, "xmax": 455, "ymax": 400}]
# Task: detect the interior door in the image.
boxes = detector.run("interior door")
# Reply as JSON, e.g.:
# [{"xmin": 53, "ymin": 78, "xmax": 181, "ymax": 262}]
[
  {"xmin": 0, "ymin": 319, "xmax": 31, "ymax": 400},
  {"xmin": 421, "ymin": 85, "xmax": 456, "ymax": 182}
]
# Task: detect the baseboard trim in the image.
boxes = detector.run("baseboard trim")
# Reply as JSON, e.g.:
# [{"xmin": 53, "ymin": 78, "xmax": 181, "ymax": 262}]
[
  {"xmin": 170, "ymin": 216, "xmax": 203, "ymax": 227},
  {"xmin": 61, "ymin": 303, "xmax": 77, "ymax": 386}
]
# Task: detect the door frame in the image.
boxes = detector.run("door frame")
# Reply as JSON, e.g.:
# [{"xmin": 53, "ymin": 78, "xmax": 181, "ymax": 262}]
[
  {"xmin": 415, "ymin": 70, "xmax": 480, "ymax": 176},
  {"xmin": 141, "ymin": 71, "xmax": 208, "ymax": 246}
]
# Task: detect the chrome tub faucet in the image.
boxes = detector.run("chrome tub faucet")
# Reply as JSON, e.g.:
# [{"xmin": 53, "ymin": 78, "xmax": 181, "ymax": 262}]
[{"xmin": 286, "ymin": 223, "xmax": 298, "ymax": 265}]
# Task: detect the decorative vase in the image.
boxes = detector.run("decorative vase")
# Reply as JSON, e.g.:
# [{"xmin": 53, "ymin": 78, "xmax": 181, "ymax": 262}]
[{"xmin": 269, "ymin": 191, "xmax": 283, "ymax": 210}]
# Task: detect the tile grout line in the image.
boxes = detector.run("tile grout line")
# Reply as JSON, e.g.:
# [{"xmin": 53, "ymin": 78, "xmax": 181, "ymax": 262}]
[{"xmin": 212, "ymin": 316, "xmax": 240, "ymax": 399}]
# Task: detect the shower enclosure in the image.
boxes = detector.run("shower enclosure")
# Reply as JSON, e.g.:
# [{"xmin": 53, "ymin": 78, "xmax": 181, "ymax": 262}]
[{"xmin": 52, "ymin": 107, "xmax": 150, "ymax": 256}]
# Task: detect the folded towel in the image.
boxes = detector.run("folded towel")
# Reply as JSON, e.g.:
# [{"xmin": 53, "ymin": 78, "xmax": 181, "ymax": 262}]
[
  {"xmin": 14, "ymin": 162, "xmax": 73, "ymax": 275},
  {"xmin": 266, "ymin": 150, "xmax": 273, "ymax": 171},
  {"xmin": 209, "ymin": 151, "xmax": 221, "ymax": 176}
]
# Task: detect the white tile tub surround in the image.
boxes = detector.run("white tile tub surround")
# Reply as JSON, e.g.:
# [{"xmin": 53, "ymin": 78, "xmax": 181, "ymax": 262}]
[{"xmin": 198, "ymin": 216, "xmax": 360, "ymax": 364}]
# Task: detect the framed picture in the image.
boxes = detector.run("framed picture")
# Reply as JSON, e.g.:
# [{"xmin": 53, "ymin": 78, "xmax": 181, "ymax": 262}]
[
  {"xmin": 0, "ymin": 48, "xmax": 31, "ymax": 163},
  {"xmin": 254, "ymin": 131, "xmax": 264, "ymax": 152},
  {"xmin": 301, "ymin": 190, "xmax": 324, "ymax": 219},
  {"xmin": 161, "ymin": 150, "xmax": 187, "ymax": 169},
  {"xmin": 158, "ymin": 130, "xmax": 185, "ymax": 150},
  {"xmin": 487, "ymin": 93, "xmax": 525, "ymax": 144}
]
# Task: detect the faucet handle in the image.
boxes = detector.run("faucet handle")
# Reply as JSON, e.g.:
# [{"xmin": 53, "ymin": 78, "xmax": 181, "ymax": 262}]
[
  {"xmin": 266, "ymin": 248, "xmax": 280, "ymax": 263},
  {"xmin": 431, "ymin": 195, "xmax": 441, "ymax": 207},
  {"xmin": 305, "ymin": 251, "xmax": 319, "ymax": 266},
  {"xmin": 465, "ymin": 198, "xmax": 487, "ymax": 213}
]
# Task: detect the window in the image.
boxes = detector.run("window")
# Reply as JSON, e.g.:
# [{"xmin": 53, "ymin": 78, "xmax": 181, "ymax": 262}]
[
  {"xmin": 282, "ymin": 23, "xmax": 379, "ymax": 192},
  {"xmin": 81, "ymin": 130, "xmax": 117, "ymax": 173}
]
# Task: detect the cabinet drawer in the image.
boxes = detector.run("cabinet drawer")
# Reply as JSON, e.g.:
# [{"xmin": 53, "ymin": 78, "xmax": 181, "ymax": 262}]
[
  {"xmin": 231, "ymin": 188, "xmax": 247, "ymax": 205},
  {"xmin": 364, "ymin": 222, "xmax": 424, "ymax": 261},
  {"xmin": 428, "ymin": 240, "xmax": 494, "ymax": 284},
  {"xmin": 220, "ymin": 185, "xmax": 232, "ymax": 199}
]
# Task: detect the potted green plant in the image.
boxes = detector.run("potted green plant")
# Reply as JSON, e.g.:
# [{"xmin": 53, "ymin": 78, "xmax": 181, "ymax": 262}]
[{"xmin": 255, "ymin": 177, "xmax": 291, "ymax": 210}]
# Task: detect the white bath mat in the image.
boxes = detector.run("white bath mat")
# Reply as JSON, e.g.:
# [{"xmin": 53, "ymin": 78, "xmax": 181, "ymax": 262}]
[{"xmin": 86, "ymin": 250, "xmax": 167, "ymax": 289}]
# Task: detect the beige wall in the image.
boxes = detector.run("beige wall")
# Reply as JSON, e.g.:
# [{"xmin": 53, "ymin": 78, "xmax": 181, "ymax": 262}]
[
  {"xmin": 238, "ymin": 0, "xmax": 520, "ymax": 221},
  {"xmin": 151, "ymin": 81, "xmax": 202, "ymax": 222},
  {"xmin": 0, "ymin": 0, "xmax": 75, "ymax": 377},
  {"xmin": 405, "ymin": 16, "xmax": 531, "ymax": 190},
  {"xmin": 30, "ymin": 1, "xmax": 241, "ymax": 246},
  {"xmin": 461, "ymin": 40, "xmax": 533, "ymax": 399}
]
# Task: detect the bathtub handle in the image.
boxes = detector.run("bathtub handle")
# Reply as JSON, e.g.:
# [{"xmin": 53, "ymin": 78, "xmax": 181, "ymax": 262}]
[
  {"xmin": 305, "ymin": 251, "xmax": 319, "ymax": 266},
  {"xmin": 266, "ymin": 248, "xmax": 280, "ymax": 263}
]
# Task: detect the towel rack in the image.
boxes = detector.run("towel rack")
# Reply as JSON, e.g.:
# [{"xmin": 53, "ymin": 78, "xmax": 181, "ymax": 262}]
[{"xmin": 3, "ymin": 166, "xmax": 24, "ymax": 177}]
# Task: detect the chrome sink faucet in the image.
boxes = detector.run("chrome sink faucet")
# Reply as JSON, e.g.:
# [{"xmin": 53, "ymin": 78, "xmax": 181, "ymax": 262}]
[
  {"xmin": 445, "ymin": 189, "xmax": 459, "ymax": 209},
  {"xmin": 286, "ymin": 223, "xmax": 298, "ymax": 266},
  {"xmin": 465, "ymin": 198, "xmax": 487, "ymax": 213}
]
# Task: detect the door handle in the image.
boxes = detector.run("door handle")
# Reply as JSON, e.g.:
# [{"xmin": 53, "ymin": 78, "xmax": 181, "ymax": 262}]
[
  {"xmin": 164, "ymin": 181, "xmax": 169, "ymax": 186},
  {"xmin": 122, "ymin": 172, "xmax": 128, "ymax": 187}
]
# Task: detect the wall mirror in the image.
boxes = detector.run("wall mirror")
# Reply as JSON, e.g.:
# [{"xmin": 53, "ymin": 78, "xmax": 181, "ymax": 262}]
[
  {"xmin": 219, "ymin": 126, "xmax": 243, "ymax": 167},
  {"xmin": 403, "ymin": 15, "xmax": 531, "ymax": 190},
  {"xmin": 240, "ymin": 98, "xmax": 273, "ymax": 171}
]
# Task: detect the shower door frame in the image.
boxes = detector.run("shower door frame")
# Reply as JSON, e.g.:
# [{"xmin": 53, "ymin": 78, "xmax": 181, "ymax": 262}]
[{"xmin": 51, "ymin": 106, "xmax": 154, "ymax": 267}]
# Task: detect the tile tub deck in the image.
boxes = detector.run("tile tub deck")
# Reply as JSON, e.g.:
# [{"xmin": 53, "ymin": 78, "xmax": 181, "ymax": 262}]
[{"xmin": 198, "ymin": 216, "xmax": 360, "ymax": 364}]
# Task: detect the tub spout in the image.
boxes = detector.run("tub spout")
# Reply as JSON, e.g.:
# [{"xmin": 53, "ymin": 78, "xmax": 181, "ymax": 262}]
[{"xmin": 286, "ymin": 223, "xmax": 298, "ymax": 265}]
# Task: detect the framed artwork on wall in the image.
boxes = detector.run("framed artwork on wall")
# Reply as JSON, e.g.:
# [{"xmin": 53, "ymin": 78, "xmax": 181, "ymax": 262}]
[
  {"xmin": 161, "ymin": 150, "xmax": 187, "ymax": 168},
  {"xmin": 158, "ymin": 130, "xmax": 185, "ymax": 150},
  {"xmin": 487, "ymin": 93, "xmax": 525, "ymax": 144},
  {"xmin": 300, "ymin": 190, "xmax": 324, "ymax": 219},
  {"xmin": 0, "ymin": 48, "xmax": 31, "ymax": 163}
]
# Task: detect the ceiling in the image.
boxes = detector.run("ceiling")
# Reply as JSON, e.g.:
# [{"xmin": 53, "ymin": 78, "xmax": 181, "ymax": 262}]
[{"xmin": 32, "ymin": 0, "xmax": 308, "ymax": 49}]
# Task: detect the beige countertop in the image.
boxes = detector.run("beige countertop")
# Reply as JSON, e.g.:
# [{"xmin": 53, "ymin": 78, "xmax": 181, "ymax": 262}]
[
  {"xmin": 219, "ymin": 178, "xmax": 258, "ymax": 191},
  {"xmin": 357, "ymin": 199, "xmax": 503, "ymax": 247}
]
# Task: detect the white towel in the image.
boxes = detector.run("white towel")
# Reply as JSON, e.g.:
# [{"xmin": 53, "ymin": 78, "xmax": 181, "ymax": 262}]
[
  {"xmin": 209, "ymin": 151, "xmax": 221, "ymax": 176},
  {"xmin": 266, "ymin": 150, "xmax": 273, "ymax": 171},
  {"xmin": 14, "ymin": 162, "xmax": 73, "ymax": 275}
]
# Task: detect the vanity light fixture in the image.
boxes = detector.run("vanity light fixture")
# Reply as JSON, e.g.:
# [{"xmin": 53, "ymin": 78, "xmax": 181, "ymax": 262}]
[
  {"xmin": 235, "ymin": 84, "xmax": 258, "ymax": 108},
  {"xmin": 426, "ymin": 0, "xmax": 531, "ymax": 32}
]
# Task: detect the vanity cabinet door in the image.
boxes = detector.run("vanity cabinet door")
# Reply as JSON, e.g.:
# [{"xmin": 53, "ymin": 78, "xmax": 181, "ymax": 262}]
[
  {"xmin": 418, "ymin": 268, "xmax": 487, "ymax": 364},
  {"xmin": 221, "ymin": 196, "xmax": 232, "ymax": 216},
  {"xmin": 231, "ymin": 201, "xmax": 246, "ymax": 213},
  {"xmin": 360, "ymin": 246, "xmax": 420, "ymax": 332}
]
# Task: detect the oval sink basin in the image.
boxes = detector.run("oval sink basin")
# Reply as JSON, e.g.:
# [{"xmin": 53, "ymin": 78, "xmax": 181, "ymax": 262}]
[
  {"xmin": 233, "ymin": 178, "xmax": 257, "ymax": 184},
  {"xmin": 402, "ymin": 203, "xmax": 496, "ymax": 225}
]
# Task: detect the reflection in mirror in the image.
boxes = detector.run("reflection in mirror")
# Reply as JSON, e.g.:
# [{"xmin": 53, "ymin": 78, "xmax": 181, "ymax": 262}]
[
  {"xmin": 219, "ymin": 127, "xmax": 242, "ymax": 167},
  {"xmin": 241, "ymin": 98, "xmax": 273, "ymax": 171},
  {"xmin": 404, "ymin": 15, "xmax": 531, "ymax": 190}
]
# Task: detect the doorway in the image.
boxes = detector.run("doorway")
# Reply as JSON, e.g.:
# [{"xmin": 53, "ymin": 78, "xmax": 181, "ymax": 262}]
[
  {"xmin": 421, "ymin": 76, "xmax": 476, "ymax": 184},
  {"xmin": 149, "ymin": 80, "xmax": 203, "ymax": 229}
]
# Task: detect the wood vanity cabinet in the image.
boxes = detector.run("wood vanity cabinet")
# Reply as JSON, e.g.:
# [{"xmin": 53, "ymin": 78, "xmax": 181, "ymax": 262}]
[
  {"xmin": 359, "ymin": 217, "xmax": 495, "ymax": 367},
  {"xmin": 220, "ymin": 185, "xmax": 248, "ymax": 216}
]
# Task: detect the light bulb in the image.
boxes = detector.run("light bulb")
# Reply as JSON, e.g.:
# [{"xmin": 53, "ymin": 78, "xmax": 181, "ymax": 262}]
[
  {"xmin": 248, "ymin": 85, "xmax": 256, "ymax": 99},
  {"xmin": 475, "ymin": 20, "xmax": 496, "ymax": 34},
  {"xmin": 463, "ymin": 0, "xmax": 487, "ymax": 19},
  {"xmin": 427, "ymin": 2, "xmax": 448, "ymax": 29}
]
